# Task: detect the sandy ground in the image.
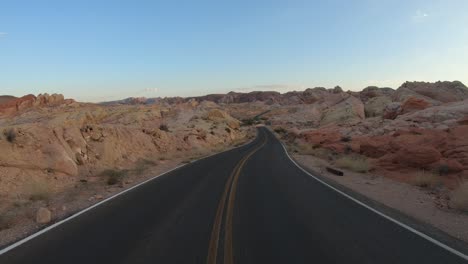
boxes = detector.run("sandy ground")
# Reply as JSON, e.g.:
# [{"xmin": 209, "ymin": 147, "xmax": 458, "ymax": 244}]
[{"xmin": 293, "ymin": 154, "xmax": 468, "ymax": 244}]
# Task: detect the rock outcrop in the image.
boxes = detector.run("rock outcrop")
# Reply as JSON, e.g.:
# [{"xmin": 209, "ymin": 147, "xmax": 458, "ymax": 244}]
[
  {"xmin": 393, "ymin": 81, "xmax": 468, "ymax": 104},
  {"xmin": 0, "ymin": 93, "xmax": 74, "ymax": 117},
  {"xmin": 320, "ymin": 95, "xmax": 365, "ymax": 126}
]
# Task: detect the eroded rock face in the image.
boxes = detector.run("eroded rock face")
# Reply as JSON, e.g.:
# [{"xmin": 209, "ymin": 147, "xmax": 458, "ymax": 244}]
[
  {"xmin": 401, "ymin": 97, "xmax": 431, "ymax": 114},
  {"xmin": 383, "ymin": 102, "xmax": 402, "ymax": 120},
  {"xmin": 393, "ymin": 81, "xmax": 468, "ymax": 104},
  {"xmin": 365, "ymin": 96, "xmax": 392, "ymax": 117},
  {"xmin": 0, "ymin": 96, "xmax": 248, "ymax": 199},
  {"xmin": 0, "ymin": 93, "xmax": 74, "ymax": 117},
  {"xmin": 301, "ymin": 127, "xmax": 342, "ymax": 146},
  {"xmin": 320, "ymin": 95, "xmax": 365, "ymax": 126}
]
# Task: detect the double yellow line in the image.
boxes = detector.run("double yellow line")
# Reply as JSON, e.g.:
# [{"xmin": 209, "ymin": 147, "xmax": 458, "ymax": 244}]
[{"xmin": 207, "ymin": 133, "xmax": 267, "ymax": 264}]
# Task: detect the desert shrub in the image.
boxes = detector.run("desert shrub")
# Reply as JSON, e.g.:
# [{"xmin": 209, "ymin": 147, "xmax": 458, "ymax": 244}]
[
  {"xmin": 241, "ymin": 119, "xmax": 254, "ymax": 126},
  {"xmin": 100, "ymin": 169, "xmax": 127, "ymax": 185},
  {"xmin": 159, "ymin": 124, "xmax": 169, "ymax": 132},
  {"xmin": 335, "ymin": 156, "xmax": 371, "ymax": 173},
  {"xmin": 26, "ymin": 180, "xmax": 52, "ymax": 201},
  {"xmin": 344, "ymin": 145, "xmax": 353, "ymax": 154},
  {"xmin": 451, "ymin": 182, "xmax": 468, "ymax": 212},
  {"xmin": 341, "ymin": 136, "xmax": 351, "ymax": 142},
  {"xmin": 409, "ymin": 171, "xmax": 441, "ymax": 188},
  {"xmin": 274, "ymin": 127, "xmax": 287, "ymax": 134},
  {"xmin": 225, "ymin": 127, "xmax": 231, "ymax": 133},
  {"xmin": 4, "ymin": 129, "xmax": 16, "ymax": 143},
  {"xmin": 436, "ymin": 164, "xmax": 450, "ymax": 176}
]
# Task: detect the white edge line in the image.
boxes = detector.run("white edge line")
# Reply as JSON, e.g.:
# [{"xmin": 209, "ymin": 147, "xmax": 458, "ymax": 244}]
[
  {"xmin": 278, "ymin": 140, "xmax": 468, "ymax": 261},
  {"xmin": 0, "ymin": 134, "xmax": 256, "ymax": 256}
]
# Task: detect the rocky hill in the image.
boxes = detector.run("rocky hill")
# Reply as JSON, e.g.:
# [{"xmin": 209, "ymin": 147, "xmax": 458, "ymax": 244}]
[{"xmin": 0, "ymin": 95, "xmax": 17, "ymax": 104}]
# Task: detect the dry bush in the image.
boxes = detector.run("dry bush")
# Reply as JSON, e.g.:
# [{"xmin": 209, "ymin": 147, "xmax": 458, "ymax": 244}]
[
  {"xmin": 335, "ymin": 156, "xmax": 371, "ymax": 173},
  {"xmin": 297, "ymin": 145, "xmax": 332, "ymax": 160},
  {"xmin": 409, "ymin": 171, "xmax": 441, "ymax": 188},
  {"xmin": 159, "ymin": 124, "xmax": 169, "ymax": 132},
  {"xmin": 100, "ymin": 169, "xmax": 128, "ymax": 185},
  {"xmin": 4, "ymin": 128, "xmax": 16, "ymax": 143},
  {"xmin": 451, "ymin": 182, "xmax": 468, "ymax": 212},
  {"xmin": 274, "ymin": 127, "xmax": 287, "ymax": 134},
  {"xmin": 26, "ymin": 179, "xmax": 52, "ymax": 201}
]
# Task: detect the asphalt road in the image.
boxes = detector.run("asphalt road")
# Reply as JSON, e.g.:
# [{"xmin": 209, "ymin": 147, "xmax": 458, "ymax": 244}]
[{"xmin": 1, "ymin": 127, "xmax": 467, "ymax": 263}]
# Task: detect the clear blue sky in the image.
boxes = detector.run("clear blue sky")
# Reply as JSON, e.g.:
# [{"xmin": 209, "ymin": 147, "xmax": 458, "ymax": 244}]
[{"xmin": 1, "ymin": 0, "xmax": 467, "ymax": 102}]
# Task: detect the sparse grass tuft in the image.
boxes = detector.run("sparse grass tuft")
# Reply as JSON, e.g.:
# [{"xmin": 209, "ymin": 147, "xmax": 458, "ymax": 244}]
[
  {"xmin": 409, "ymin": 170, "xmax": 441, "ymax": 188},
  {"xmin": 26, "ymin": 179, "xmax": 52, "ymax": 201},
  {"xmin": 451, "ymin": 182, "xmax": 468, "ymax": 212},
  {"xmin": 100, "ymin": 169, "xmax": 128, "ymax": 185},
  {"xmin": 335, "ymin": 155, "xmax": 371, "ymax": 173}
]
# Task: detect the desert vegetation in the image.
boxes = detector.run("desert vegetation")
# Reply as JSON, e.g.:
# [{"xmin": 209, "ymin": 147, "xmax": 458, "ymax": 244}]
[
  {"xmin": 408, "ymin": 171, "xmax": 442, "ymax": 188},
  {"xmin": 25, "ymin": 179, "xmax": 52, "ymax": 201},
  {"xmin": 334, "ymin": 155, "xmax": 372, "ymax": 173},
  {"xmin": 100, "ymin": 169, "xmax": 128, "ymax": 185}
]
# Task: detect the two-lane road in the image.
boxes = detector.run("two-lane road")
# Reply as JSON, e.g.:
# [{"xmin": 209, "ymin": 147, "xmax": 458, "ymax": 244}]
[{"xmin": 1, "ymin": 127, "xmax": 467, "ymax": 263}]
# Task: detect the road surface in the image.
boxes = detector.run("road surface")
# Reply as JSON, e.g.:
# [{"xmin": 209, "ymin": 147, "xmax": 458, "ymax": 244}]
[{"xmin": 1, "ymin": 127, "xmax": 467, "ymax": 263}]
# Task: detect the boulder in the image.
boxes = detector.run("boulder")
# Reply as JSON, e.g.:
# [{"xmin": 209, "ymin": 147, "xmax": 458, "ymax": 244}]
[
  {"xmin": 358, "ymin": 136, "xmax": 392, "ymax": 158},
  {"xmin": 394, "ymin": 146, "xmax": 442, "ymax": 168},
  {"xmin": 36, "ymin": 207, "xmax": 52, "ymax": 224}
]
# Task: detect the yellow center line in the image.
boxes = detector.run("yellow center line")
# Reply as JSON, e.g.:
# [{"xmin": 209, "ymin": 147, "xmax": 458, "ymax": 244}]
[
  {"xmin": 206, "ymin": 132, "xmax": 267, "ymax": 264},
  {"xmin": 223, "ymin": 137, "xmax": 267, "ymax": 264}
]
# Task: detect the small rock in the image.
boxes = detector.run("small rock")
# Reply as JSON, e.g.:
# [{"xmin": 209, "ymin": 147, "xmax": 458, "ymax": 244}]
[
  {"xmin": 95, "ymin": 195, "xmax": 104, "ymax": 200},
  {"xmin": 36, "ymin": 207, "xmax": 52, "ymax": 224}
]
